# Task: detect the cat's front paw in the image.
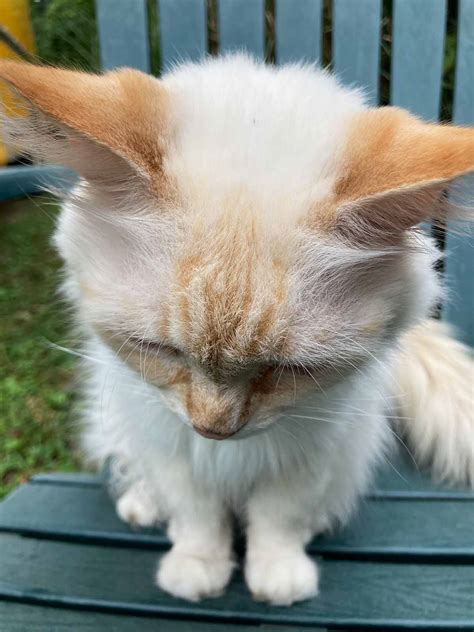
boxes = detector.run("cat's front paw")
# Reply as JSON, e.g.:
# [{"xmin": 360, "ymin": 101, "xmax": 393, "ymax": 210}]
[
  {"xmin": 116, "ymin": 485, "xmax": 160, "ymax": 527},
  {"xmin": 156, "ymin": 550, "xmax": 234, "ymax": 601},
  {"xmin": 245, "ymin": 551, "xmax": 319, "ymax": 606}
]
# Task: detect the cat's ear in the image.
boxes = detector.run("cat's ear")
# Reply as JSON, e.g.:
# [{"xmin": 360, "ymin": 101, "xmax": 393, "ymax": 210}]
[
  {"xmin": 331, "ymin": 107, "xmax": 474, "ymax": 245},
  {"xmin": 0, "ymin": 61, "xmax": 168, "ymax": 187}
]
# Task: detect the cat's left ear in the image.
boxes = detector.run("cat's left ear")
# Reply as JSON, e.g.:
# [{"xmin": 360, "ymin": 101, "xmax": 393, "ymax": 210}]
[
  {"xmin": 330, "ymin": 107, "xmax": 474, "ymax": 244},
  {"xmin": 0, "ymin": 61, "xmax": 168, "ymax": 187}
]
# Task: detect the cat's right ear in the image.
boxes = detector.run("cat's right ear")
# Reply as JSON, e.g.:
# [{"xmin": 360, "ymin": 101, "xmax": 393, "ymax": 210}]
[
  {"xmin": 0, "ymin": 61, "xmax": 169, "ymax": 189},
  {"xmin": 326, "ymin": 107, "xmax": 474, "ymax": 246}
]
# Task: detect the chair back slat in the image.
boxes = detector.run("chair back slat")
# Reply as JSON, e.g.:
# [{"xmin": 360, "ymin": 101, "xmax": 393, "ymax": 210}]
[
  {"xmin": 275, "ymin": 0, "xmax": 322, "ymax": 65},
  {"xmin": 96, "ymin": 0, "xmax": 150, "ymax": 72},
  {"xmin": 391, "ymin": 0, "xmax": 447, "ymax": 238},
  {"xmin": 218, "ymin": 0, "xmax": 265, "ymax": 58},
  {"xmin": 390, "ymin": 0, "xmax": 446, "ymax": 119},
  {"xmin": 159, "ymin": 0, "xmax": 207, "ymax": 70},
  {"xmin": 442, "ymin": 0, "xmax": 474, "ymax": 347},
  {"xmin": 332, "ymin": 0, "xmax": 381, "ymax": 104},
  {"xmin": 452, "ymin": 0, "xmax": 474, "ymax": 128}
]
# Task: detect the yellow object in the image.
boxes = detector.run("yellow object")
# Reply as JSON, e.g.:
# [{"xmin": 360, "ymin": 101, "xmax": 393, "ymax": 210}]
[{"xmin": 0, "ymin": 0, "xmax": 36, "ymax": 165}]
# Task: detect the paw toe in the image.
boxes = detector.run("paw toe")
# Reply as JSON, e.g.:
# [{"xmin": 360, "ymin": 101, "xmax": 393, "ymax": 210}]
[
  {"xmin": 245, "ymin": 552, "xmax": 318, "ymax": 606},
  {"xmin": 156, "ymin": 550, "xmax": 234, "ymax": 602},
  {"xmin": 116, "ymin": 488, "xmax": 159, "ymax": 527}
]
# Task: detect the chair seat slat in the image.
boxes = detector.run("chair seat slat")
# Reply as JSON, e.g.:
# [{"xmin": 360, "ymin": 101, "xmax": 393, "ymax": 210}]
[
  {"xmin": 1, "ymin": 479, "xmax": 472, "ymax": 558},
  {"xmin": 0, "ymin": 603, "xmax": 295, "ymax": 632},
  {"xmin": 0, "ymin": 533, "xmax": 472, "ymax": 626}
]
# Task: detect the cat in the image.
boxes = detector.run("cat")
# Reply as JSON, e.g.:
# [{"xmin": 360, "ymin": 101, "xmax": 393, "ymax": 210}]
[{"xmin": 1, "ymin": 55, "xmax": 473, "ymax": 606}]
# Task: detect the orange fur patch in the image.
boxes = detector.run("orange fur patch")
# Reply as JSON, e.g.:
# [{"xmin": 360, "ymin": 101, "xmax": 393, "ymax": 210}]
[
  {"xmin": 0, "ymin": 61, "xmax": 170, "ymax": 188},
  {"xmin": 175, "ymin": 215, "xmax": 288, "ymax": 372},
  {"xmin": 336, "ymin": 107, "xmax": 474, "ymax": 203},
  {"xmin": 312, "ymin": 107, "xmax": 474, "ymax": 239}
]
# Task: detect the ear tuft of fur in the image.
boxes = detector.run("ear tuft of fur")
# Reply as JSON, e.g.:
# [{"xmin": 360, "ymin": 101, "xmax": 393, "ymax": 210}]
[{"xmin": 393, "ymin": 320, "xmax": 474, "ymax": 488}]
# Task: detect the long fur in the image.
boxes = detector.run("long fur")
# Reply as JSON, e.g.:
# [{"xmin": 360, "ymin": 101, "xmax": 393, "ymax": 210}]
[
  {"xmin": 394, "ymin": 320, "xmax": 474, "ymax": 486},
  {"xmin": 1, "ymin": 54, "xmax": 472, "ymax": 605}
]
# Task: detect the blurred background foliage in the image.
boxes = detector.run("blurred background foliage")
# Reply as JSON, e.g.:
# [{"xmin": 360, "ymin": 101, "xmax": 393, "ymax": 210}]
[
  {"xmin": 0, "ymin": 197, "xmax": 78, "ymax": 498},
  {"xmin": 29, "ymin": 0, "xmax": 99, "ymax": 70}
]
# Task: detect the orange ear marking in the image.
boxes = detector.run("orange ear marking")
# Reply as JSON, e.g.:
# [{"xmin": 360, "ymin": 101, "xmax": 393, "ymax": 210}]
[
  {"xmin": 336, "ymin": 107, "xmax": 474, "ymax": 204},
  {"xmin": 324, "ymin": 107, "xmax": 474, "ymax": 242},
  {"xmin": 0, "ymin": 60, "xmax": 169, "ymax": 181}
]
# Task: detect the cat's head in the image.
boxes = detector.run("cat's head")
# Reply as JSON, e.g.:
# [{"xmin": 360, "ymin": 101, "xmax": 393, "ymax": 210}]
[{"xmin": 1, "ymin": 56, "xmax": 472, "ymax": 439}]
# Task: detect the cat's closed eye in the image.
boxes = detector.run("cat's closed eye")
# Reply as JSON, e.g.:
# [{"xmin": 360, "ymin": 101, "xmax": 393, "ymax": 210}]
[
  {"xmin": 127, "ymin": 336, "xmax": 182, "ymax": 358},
  {"xmin": 269, "ymin": 360, "xmax": 333, "ymax": 378}
]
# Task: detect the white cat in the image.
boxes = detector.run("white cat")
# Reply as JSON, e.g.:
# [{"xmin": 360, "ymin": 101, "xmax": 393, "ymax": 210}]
[{"xmin": 1, "ymin": 55, "xmax": 473, "ymax": 605}]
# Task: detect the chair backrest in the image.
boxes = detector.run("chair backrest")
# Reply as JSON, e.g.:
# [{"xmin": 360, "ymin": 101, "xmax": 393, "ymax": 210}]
[{"xmin": 95, "ymin": 0, "xmax": 473, "ymax": 347}]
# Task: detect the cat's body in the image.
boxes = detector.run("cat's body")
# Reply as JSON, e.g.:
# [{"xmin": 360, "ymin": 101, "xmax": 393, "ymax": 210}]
[
  {"xmin": 81, "ymin": 332, "xmax": 391, "ymax": 604},
  {"xmin": 1, "ymin": 55, "xmax": 473, "ymax": 605}
]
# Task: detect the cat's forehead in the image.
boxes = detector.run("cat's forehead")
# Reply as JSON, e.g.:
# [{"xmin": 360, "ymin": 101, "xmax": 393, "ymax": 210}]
[
  {"xmin": 162, "ymin": 56, "xmax": 366, "ymax": 222},
  {"xmin": 162, "ymin": 213, "xmax": 291, "ymax": 371}
]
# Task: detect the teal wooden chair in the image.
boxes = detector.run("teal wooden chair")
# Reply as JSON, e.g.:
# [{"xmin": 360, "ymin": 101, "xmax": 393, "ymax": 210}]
[{"xmin": 1, "ymin": 1, "xmax": 473, "ymax": 629}]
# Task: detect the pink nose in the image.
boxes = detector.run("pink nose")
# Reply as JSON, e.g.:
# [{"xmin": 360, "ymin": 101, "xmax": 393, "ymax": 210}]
[{"xmin": 193, "ymin": 426, "xmax": 233, "ymax": 440}]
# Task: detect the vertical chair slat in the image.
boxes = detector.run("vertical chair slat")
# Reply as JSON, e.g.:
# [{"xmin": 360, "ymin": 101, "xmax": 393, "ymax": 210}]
[
  {"xmin": 96, "ymin": 0, "xmax": 150, "ymax": 72},
  {"xmin": 218, "ymin": 0, "xmax": 265, "ymax": 59},
  {"xmin": 332, "ymin": 0, "xmax": 382, "ymax": 104},
  {"xmin": 391, "ymin": 0, "xmax": 446, "ymax": 236},
  {"xmin": 390, "ymin": 0, "xmax": 446, "ymax": 119},
  {"xmin": 275, "ymin": 0, "xmax": 322, "ymax": 65},
  {"xmin": 442, "ymin": 0, "xmax": 474, "ymax": 347},
  {"xmin": 159, "ymin": 0, "xmax": 207, "ymax": 70}
]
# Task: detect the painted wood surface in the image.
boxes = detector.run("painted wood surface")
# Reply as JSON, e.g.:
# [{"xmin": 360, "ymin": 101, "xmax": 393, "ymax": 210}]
[
  {"xmin": 332, "ymin": 0, "xmax": 382, "ymax": 104},
  {"xmin": 442, "ymin": 0, "xmax": 474, "ymax": 346},
  {"xmin": 275, "ymin": 0, "xmax": 322, "ymax": 64},
  {"xmin": 159, "ymin": 0, "xmax": 207, "ymax": 69},
  {"xmin": 30, "ymin": 451, "xmax": 474, "ymax": 499},
  {"xmin": 0, "ymin": 165, "xmax": 76, "ymax": 201},
  {"xmin": 0, "ymin": 603, "xmax": 317, "ymax": 632},
  {"xmin": 390, "ymin": 0, "xmax": 446, "ymax": 120},
  {"xmin": 96, "ymin": 0, "xmax": 150, "ymax": 72},
  {"xmin": 0, "ymin": 532, "xmax": 472, "ymax": 627},
  {"xmin": 219, "ymin": 0, "xmax": 265, "ymax": 58},
  {"xmin": 390, "ymin": 0, "xmax": 447, "ymax": 237},
  {"xmin": 1, "ymin": 481, "xmax": 472, "ymax": 559}
]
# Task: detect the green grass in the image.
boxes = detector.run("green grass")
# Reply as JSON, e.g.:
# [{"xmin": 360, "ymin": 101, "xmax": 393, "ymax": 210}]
[{"xmin": 0, "ymin": 195, "xmax": 79, "ymax": 499}]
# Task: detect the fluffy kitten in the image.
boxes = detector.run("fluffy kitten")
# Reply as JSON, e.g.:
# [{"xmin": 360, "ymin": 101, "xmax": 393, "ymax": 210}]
[{"xmin": 1, "ymin": 55, "xmax": 473, "ymax": 606}]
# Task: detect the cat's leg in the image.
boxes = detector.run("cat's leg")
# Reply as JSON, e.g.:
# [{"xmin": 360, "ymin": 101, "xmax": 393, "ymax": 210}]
[
  {"xmin": 116, "ymin": 479, "xmax": 161, "ymax": 527},
  {"xmin": 244, "ymin": 399, "xmax": 390, "ymax": 606},
  {"xmin": 156, "ymin": 463, "xmax": 235, "ymax": 602},
  {"xmin": 244, "ymin": 479, "xmax": 319, "ymax": 606}
]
